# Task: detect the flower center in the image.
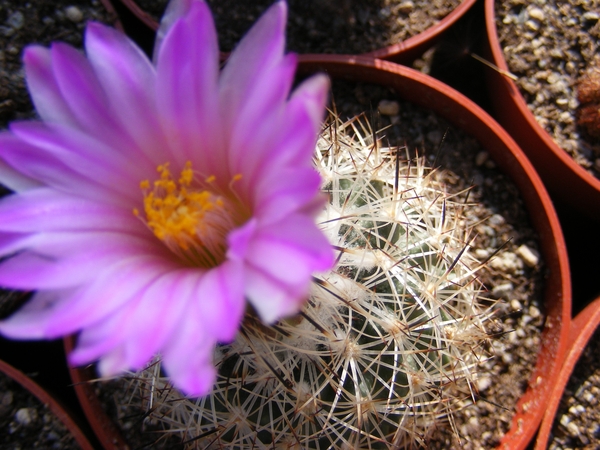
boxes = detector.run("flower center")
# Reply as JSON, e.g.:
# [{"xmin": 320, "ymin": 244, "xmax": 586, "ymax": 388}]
[{"xmin": 133, "ymin": 162, "xmax": 242, "ymax": 267}]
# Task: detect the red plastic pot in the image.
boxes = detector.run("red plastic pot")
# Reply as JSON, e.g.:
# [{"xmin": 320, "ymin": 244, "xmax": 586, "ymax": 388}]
[
  {"xmin": 0, "ymin": 358, "xmax": 94, "ymax": 450},
  {"xmin": 483, "ymin": 0, "xmax": 600, "ymax": 222},
  {"xmin": 65, "ymin": 55, "xmax": 570, "ymax": 450},
  {"xmin": 114, "ymin": 0, "xmax": 477, "ymax": 64},
  {"xmin": 535, "ymin": 295, "xmax": 600, "ymax": 450}
]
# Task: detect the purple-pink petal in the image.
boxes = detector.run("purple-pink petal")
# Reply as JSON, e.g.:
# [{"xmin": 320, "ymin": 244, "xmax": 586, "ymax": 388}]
[
  {"xmin": 23, "ymin": 46, "xmax": 80, "ymax": 127},
  {"xmin": 219, "ymin": 1, "xmax": 287, "ymax": 132},
  {"xmin": 0, "ymin": 188, "xmax": 140, "ymax": 233},
  {"xmin": 156, "ymin": 0, "xmax": 222, "ymax": 174}
]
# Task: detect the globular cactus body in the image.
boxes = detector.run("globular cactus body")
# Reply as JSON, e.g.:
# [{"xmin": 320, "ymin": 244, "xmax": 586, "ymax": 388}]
[{"xmin": 131, "ymin": 115, "xmax": 496, "ymax": 449}]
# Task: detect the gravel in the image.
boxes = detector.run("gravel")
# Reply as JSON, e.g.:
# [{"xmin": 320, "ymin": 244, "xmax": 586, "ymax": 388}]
[
  {"xmin": 549, "ymin": 328, "xmax": 600, "ymax": 449},
  {"xmin": 495, "ymin": 0, "xmax": 600, "ymax": 177}
]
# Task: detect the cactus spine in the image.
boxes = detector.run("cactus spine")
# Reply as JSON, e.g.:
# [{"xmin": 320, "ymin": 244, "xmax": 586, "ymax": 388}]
[{"xmin": 127, "ymin": 114, "xmax": 497, "ymax": 449}]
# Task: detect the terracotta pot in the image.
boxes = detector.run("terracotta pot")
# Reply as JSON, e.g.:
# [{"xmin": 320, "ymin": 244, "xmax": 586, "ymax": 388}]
[
  {"xmin": 534, "ymin": 295, "xmax": 600, "ymax": 449},
  {"xmin": 65, "ymin": 54, "xmax": 571, "ymax": 450},
  {"xmin": 483, "ymin": 0, "xmax": 600, "ymax": 222},
  {"xmin": 64, "ymin": 337, "xmax": 130, "ymax": 450},
  {"xmin": 113, "ymin": 0, "xmax": 477, "ymax": 64},
  {"xmin": 0, "ymin": 358, "xmax": 94, "ymax": 450}
]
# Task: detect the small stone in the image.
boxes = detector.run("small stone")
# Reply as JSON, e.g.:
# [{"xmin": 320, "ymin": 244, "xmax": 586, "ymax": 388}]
[
  {"xmin": 476, "ymin": 376, "xmax": 492, "ymax": 392},
  {"xmin": 492, "ymin": 282, "xmax": 514, "ymax": 297},
  {"xmin": 528, "ymin": 7, "xmax": 545, "ymax": 21},
  {"xmin": 594, "ymin": 159, "xmax": 600, "ymax": 172},
  {"xmin": 510, "ymin": 299, "xmax": 522, "ymax": 311},
  {"xmin": 475, "ymin": 151, "xmax": 489, "ymax": 166},
  {"xmin": 489, "ymin": 214, "xmax": 505, "ymax": 226},
  {"xmin": 555, "ymin": 98, "xmax": 568, "ymax": 106},
  {"xmin": 15, "ymin": 408, "xmax": 36, "ymax": 426},
  {"xmin": 516, "ymin": 244, "xmax": 539, "ymax": 267},
  {"xmin": 377, "ymin": 99, "xmax": 399, "ymax": 116},
  {"xmin": 397, "ymin": 1, "xmax": 415, "ymax": 14},
  {"xmin": 583, "ymin": 11, "xmax": 600, "ymax": 21},
  {"xmin": 568, "ymin": 404, "xmax": 585, "ymax": 416},
  {"xmin": 566, "ymin": 421, "xmax": 580, "ymax": 437},
  {"xmin": 475, "ymin": 248, "xmax": 490, "ymax": 259},
  {"xmin": 65, "ymin": 6, "xmax": 84, "ymax": 23},
  {"xmin": 525, "ymin": 20, "xmax": 540, "ymax": 31},
  {"xmin": 6, "ymin": 11, "xmax": 24, "ymax": 30},
  {"xmin": 490, "ymin": 251, "xmax": 523, "ymax": 273},
  {"xmin": 528, "ymin": 305, "xmax": 541, "ymax": 319}
]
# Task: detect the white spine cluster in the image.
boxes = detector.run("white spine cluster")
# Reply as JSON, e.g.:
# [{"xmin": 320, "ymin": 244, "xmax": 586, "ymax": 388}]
[{"xmin": 127, "ymin": 114, "xmax": 496, "ymax": 449}]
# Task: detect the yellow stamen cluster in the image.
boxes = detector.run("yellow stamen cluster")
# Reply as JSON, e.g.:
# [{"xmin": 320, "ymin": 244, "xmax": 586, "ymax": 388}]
[{"xmin": 133, "ymin": 162, "xmax": 231, "ymax": 266}]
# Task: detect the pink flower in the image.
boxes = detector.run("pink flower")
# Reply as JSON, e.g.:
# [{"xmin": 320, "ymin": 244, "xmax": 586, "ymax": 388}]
[{"xmin": 0, "ymin": 0, "xmax": 332, "ymax": 396}]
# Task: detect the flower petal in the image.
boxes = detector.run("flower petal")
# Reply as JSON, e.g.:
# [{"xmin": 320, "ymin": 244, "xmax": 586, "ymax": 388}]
[
  {"xmin": 156, "ymin": 0, "xmax": 222, "ymax": 173},
  {"xmin": 254, "ymin": 167, "xmax": 322, "ymax": 224},
  {"xmin": 0, "ymin": 153, "xmax": 42, "ymax": 192},
  {"xmin": 0, "ymin": 188, "xmax": 139, "ymax": 233},
  {"xmin": 0, "ymin": 290, "xmax": 74, "ymax": 339},
  {"xmin": 23, "ymin": 46, "xmax": 79, "ymax": 127},
  {"xmin": 42, "ymin": 254, "xmax": 174, "ymax": 337},
  {"xmin": 196, "ymin": 261, "xmax": 245, "ymax": 342},
  {"xmin": 219, "ymin": 1, "xmax": 287, "ymax": 132},
  {"xmin": 0, "ymin": 132, "xmax": 125, "ymax": 205},
  {"xmin": 85, "ymin": 22, "xmax": 166, "ymax": 167},
  {"xmin": 153, "ymin": 0, "xmax": 195, "ymax": 63},
  {"xmin": 69, "ymin": 268, "xmax": 199, "ymax": 371},
  {"xmin": 245, "ymin": 214, "xmax": 334, "ymax": 322},
  {"xmin": 0, "ymin": 231, "xmax": 158, "ymax": 289},
  {"xmin": 10, "ymin": 122, "xmax": 147, "ymax": 201}
]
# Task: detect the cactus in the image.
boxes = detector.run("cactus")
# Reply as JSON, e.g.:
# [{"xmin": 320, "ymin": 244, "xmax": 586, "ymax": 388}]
[{"xmin": 124, "ymin": 113, "xmax": 497, "ymax": 449}]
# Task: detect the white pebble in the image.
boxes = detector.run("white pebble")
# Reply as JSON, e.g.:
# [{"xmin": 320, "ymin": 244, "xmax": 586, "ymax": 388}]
[
  {"xmin": 397, "ymin": 1, "xmax": 415, "ymax": 14},
  {"xmin": 65, "ymin": 6, "xmax": 84, "ymax": 23},
  {"xmin": 476, "ymin": 376, "xmax": 492, "ymax": 392},
  {"xmin": 525, "ymin": 20, "xmax": 540, "ymax": 31},
  {"xmin": 516, "ymin": 244, "xmax": 539, "ymax": 267},
  {"xmin": 510, "ymin": 299, "xmax": 522, "ymax": 311},
  {"xmin": 529, "ymin": 305, "xmax": 541, "ymax": 319},
  {"xmin": 583, "ymin": 11, "xmax": 599, "ymax": 21},
  {"xmin": 528, "ymin": 7, "xmax": 545, "ymax": 21},
  {"xmin": 15, "ymin": 408, "xmax": 35, "ymax": 426},
  {"xmin": 377, "ymin": 100, "xmax": 400, "ymax": 116},
  {"xmin": 490, "ymin": 251, "xmax": 523, "ymax": 273}
]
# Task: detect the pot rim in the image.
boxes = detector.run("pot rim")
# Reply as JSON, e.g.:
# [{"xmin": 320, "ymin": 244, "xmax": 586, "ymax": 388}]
[
  {"xmin": 0, "ymin": 358, "xmax": 94, "ymax": 450},
  {"xmin": 114, "ymin": 0, "xmax": 477, "ymax": 63},
  {"xmin": 66, "ymin": 54, "xmax": 572, "ymax": 450},
  {"xmin": 483, "ymin": 0, "xmax": 600, "ymax": 220},
  {"xmin": 534, "ymin": 295, "xmax": 600, "ymax": 450}
]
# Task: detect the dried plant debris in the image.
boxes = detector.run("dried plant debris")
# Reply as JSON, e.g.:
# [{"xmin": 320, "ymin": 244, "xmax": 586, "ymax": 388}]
[{"xmin": 577, "ymin": 60, "xmax": 600, "ymax": 139}]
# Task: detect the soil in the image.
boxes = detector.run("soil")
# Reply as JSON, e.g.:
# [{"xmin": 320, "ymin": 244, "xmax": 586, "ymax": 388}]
[
  {"xmin": 133, "ymin": 0, "xmax": 462, "ymax": 54},
  {"xmin": 548, "ymin": 328, "xmax": 600, "ymax": 449},
  {"xmin": 495, "ymin": 0, "xmax": 600, "ymax": 178},
  {"xmin": 0, "ymin": 367, "xmax": 80, "ymax": 450}
]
